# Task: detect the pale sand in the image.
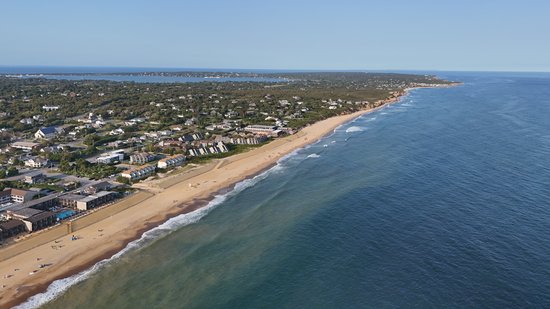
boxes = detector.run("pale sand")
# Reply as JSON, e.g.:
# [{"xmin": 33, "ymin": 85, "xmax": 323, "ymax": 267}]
[{"xmin": 0, "ymin": 102, "xmax": 397, "ymax": 307}]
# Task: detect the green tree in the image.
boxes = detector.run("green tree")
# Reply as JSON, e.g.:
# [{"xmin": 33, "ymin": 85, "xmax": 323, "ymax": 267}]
[
  {"xmin": 6, "ymin": 167, "xmax": 18, "ymax": 177},
  {"xmin": 116, "ymin": 176, "xmax": 131, "ymax": 185}
]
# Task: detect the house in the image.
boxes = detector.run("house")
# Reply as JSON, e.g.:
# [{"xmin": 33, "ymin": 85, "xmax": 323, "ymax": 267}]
[
  {"xmin": 158, "ymin": 140, "xmax": 186, "ymax": 150},
  {"xmin": 243, "ymin": 125, "xmax": 282, "ymax": 137},
  {"xmin": 184, "ymin": 118, "xmax": 197, "ymax": 126},
  {"xmin": 42, "ymin": 105, "xmax": 60, "ymax": 111},
  {"xmin": 11, "ymin": 141, "xmax": 39, "ymax": 152},
  {"xmin": 120, "ymin": 165, "xmax": 156, "ymax": 181},
  {"xmin": 187, "ymin": 142, "xmax": 229, "ymax": 157},
  {"xmin": 40, "ymin": 145, "xmax": 64, "ymax": 153},
  {"xmin": 157, "ymin": 155, "xmax": 185, "ymax": 169},
  {"xmin": 229, "ymin": 136, "xmax": 268, "ymax": 145},
  {"xmin": 24, "ymin": 157, "xmax": 49, "ymax": 168},
  {"xmin": 109, "ymin": 128, "xmax": 125, "ymax": 136},
  {"xmin": 0, "ymin": 188, "xmax": 38, "ymax": 204},
  {"xmin": 83, "ymin": 181, "xmax": 111, "ymax": 195},
  {"xmin": 129, "ymin": 153, "xmax": 155, "ymax": 165},
  {"xmin": 0, "ymin": 190, "xmax": 10, "ymax": 205},
  {"xmin": 19, "ymin": 118, "xmax": 34, "ymax": 125},
  {"xmin": 7, "ymin": 208, "xmax": 56, "ymax": 232},
  {"xmin": 96, "ymin": 151, "xmax": 124, "ymax": 164},
  {"xmin": 0, "ymin": 220, "xmax": 26, "ymax": 241},
  {"xmin": 35, "ymin": 126, "xmax": 58, "ymax": 140},
  {"xmin": 24, "ymin": 171, "xmax": 47, "ymax": 184}
]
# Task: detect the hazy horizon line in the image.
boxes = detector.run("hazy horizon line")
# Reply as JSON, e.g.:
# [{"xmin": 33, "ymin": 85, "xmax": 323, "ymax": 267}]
[{"xmin": 1, "ymin": 64, "xmax": 549, "ymax": 74}]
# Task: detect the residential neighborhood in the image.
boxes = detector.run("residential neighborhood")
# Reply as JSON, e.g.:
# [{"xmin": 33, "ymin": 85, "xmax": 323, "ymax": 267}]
[{"xmin": 0, "ymin": 72, "xmax": 452, "ymax": 243}]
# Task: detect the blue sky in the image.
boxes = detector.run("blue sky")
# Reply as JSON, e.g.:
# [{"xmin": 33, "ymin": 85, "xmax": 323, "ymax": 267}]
[{"xmin": 1, "ymin": 0, "xmax": 549, "ymax": 71}]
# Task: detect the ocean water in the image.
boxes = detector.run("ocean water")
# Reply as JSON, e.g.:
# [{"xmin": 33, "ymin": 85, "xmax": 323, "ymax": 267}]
[{"xmin": 21, "ymin": 72, "xmax": 550, "ymax": 308}]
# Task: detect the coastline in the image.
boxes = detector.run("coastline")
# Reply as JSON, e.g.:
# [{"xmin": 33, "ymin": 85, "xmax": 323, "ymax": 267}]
[{"xmin": 0, "ymin": 89, "xmax": 416, "ymax": 308}]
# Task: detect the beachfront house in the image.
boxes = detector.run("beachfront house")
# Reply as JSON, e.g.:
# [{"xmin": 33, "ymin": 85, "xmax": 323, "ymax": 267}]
[
  {"xmin": 157, "ymin": 154, "xmax": 185, "ymax": 169},
  {"xmin": 120, "ymin": 165, "xmax": 156, "ymax": 181}
]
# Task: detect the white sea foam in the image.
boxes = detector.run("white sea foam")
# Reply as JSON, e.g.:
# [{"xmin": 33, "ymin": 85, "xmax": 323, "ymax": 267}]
[
  {"xmin": 345, "ymin": 126, "xmax": 364, "ymax": 133},
  {"xmin": 14, "ymin": 163, "xmax": 285, "ymax": 309},
  {"xmin": 307, "ymin": 153, "xmax": 320, "ymax": 158}
]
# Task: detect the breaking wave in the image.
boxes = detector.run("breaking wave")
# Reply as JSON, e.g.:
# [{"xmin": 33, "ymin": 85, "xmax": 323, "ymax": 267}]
[{"xmin": 345, "ymin": 126, "xmax": 364, "ymax": 133}]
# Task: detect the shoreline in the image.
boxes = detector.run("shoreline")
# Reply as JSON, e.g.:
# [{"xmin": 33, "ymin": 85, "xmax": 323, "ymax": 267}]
[{"xmin": 0, "ymin": 88, "xmax": 420, "ymax": 308}]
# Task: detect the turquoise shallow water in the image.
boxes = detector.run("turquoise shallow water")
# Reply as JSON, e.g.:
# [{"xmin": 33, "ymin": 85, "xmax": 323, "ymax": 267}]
[{"xmin": 21, "ymin": 72, "xmax": 550, "ymax": 308}]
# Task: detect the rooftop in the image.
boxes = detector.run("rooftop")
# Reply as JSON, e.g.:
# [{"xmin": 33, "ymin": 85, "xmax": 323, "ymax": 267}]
[
  {"xmin": 0, "ymin": 219, "xmax": 25, "ymax": 230},
  {"xmin": 38, "ymin": 126, "xmax": 57, "ymax": 135},
  {"xmin": 9, "ymin": 207, "xmax": 43, "ymax": 218}
]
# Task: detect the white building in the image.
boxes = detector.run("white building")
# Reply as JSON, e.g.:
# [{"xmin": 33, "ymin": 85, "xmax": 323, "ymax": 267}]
[
  {"xmin": 24, "ymin": 157, "xmax": 49, "ymax": 168},
  {"xmin": 42, "ymin": 105, "xmax": 60, "ymax": 111},
  {"xmin": 96, "ymin": 151, "xmax": 125, "ymax": 164},
  {"xmin": 243, "ymin": 125, "xmax": 282, "ymax": 137}
]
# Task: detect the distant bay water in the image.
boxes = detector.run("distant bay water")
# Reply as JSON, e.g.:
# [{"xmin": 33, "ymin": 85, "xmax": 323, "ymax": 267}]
[
  {"xmin": 26, "ymin": 75, "xmax": 286, "ymax": 83},
  {"xmin": 0, "ymin": 66, "xmax": 292, "ymax": 83},
  {"xmin": 16, "ymin": 72, "xmax": 550, "ymax": 308}
]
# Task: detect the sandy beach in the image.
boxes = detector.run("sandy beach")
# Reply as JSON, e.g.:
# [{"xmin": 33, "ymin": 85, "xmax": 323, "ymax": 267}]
[{"xmin": 0, "ymin": 97, "xmax": 403, "ymax": 308}]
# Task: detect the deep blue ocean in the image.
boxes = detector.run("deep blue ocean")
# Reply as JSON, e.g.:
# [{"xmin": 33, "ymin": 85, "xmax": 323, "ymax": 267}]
[{"xmin": 18, "ymin": 72, "xmax": 550, "ymax": 308}]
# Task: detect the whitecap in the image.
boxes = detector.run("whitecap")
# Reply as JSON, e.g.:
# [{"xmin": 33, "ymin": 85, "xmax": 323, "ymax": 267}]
[
  {"xmin": 345, "ymin": 126, "xmax": 364, "ymax": 133},
  {"xmin": 307, "ymin": 153, "xmax": 320, "ymax": 158}
]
